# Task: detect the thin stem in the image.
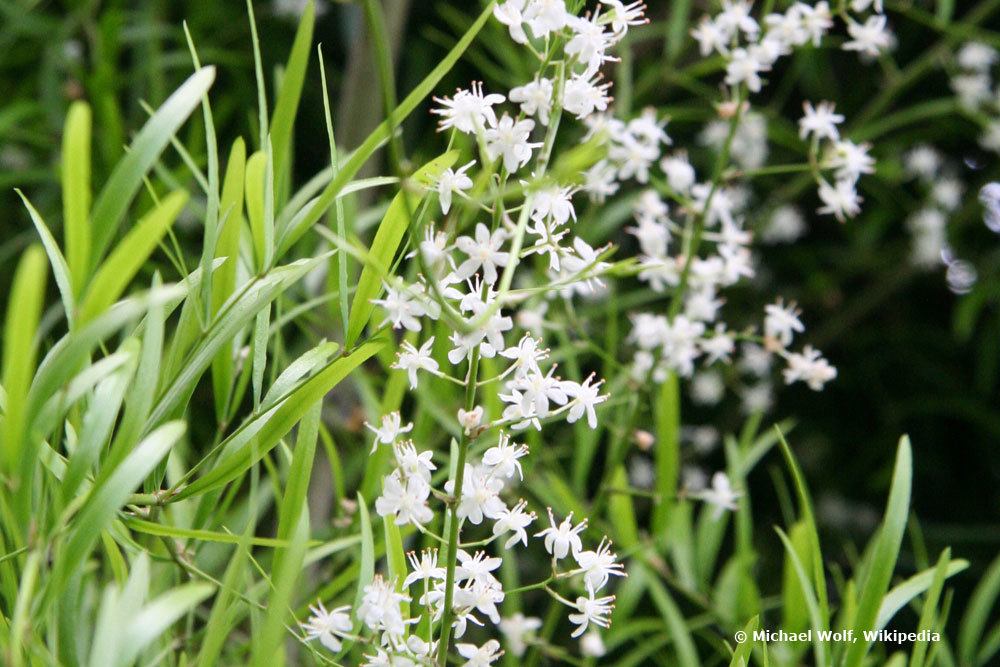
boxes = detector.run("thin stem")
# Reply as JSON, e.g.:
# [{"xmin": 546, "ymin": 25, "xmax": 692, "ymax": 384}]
[{"xmin": 436, "ymin": 347, "xmax": 481, "ymax": 665}]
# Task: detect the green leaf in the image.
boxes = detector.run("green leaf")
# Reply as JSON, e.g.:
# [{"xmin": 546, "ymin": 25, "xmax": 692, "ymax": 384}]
[
  {"xmin": 876, "ymin": 558, "xmax": 968, "ymax": 630},
  {"xmin": 911, "ymin": 549, "xmax": 953, "ymax": 667},
  {"xmin": 253, "ymin": 506, "xmax": 309, "ymax": 666},
  {"xmin": 384, "ymin": 516, "xmax": 408, "ymax": 620},
  {"xmin": 2, "ymin": 245, "xmax": 48, "ymax": 509},
  {"xmin": 107, "ymin": 274, "xmax": 166, "ymax": 471},
  {"xmin": 89, "ymin": 67, "xmax": 215, "ymax": 268},
  {"xmin": 78, "ymin": 190, "xmax": 188, "ymax": 324},
  {"xmin": 283, "ymin": 0, "xmax": 495, "ymax": 253},
  {"xmin": 17, "ymin": 189, "xmax": 75, "ymax": 328},
  {"xmin": 173, "ymin": 336, "xmax": 386, "ymax": 500},
  {"xmin": 55, "ymin": 421, "xmax": 185, "ymax": 591},
  {"xmin": 844, "ymin": 435, "xmax": 913, "ymax": 667},
  {"xmin": 121, "ymin": 582, "xmax": 215, "ymax": 667},
  {"xmin": 354, "ymin": 493, "xmax": 375, "ymax": 612},
  {"xmin": 245, "ymin": 150, "xmax": 267, "ymax": 268},
  {"xmin": 211, "ymin": 138, "xmax": 248, "ymax": 419},
  {"xmin": 270, "ymin": 0, "xmax": 314, "ymax": 191},
  {"xmin": 775, "ymin": 527, "xmax": 828, "ymax": 666},
  {"xmin": 728, "ymin": 616, "xmax": 757, "ymax": 667},
  {"xmin": 62, "ymin": 101, "xmax": 92, "ymax": 296},
  {"xmin": 151, "ymin": 256, "xmax": 323, "ymax": 426},
  {"xmin": 652, "ymin": 373, "xmax": 680, "ymax": 534},
  {"xmin": 346, "ymin": 150, "xmax": 458, "ymax": 346},
  {"xmin": 959, "ymin": 552, "xmax": 1000, "ymax": 665},
  {"xmin": 646, "ymin": 569, "xmax": 699, "ymax": 667},
  {"xmin": 776, "ymin": 426, "xmax": 829, "ymax": 625}
]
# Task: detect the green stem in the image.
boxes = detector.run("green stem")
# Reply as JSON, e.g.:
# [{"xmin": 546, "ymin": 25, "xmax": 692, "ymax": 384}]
[{"xmin": 436, "ymin": 347, "xmax": 481, "ymax": 666}]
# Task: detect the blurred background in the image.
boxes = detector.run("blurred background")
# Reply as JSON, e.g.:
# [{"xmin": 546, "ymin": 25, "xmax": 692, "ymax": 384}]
[{"xmin": 1, "ymin": 0, "xmax": 998, "ymax": 626}]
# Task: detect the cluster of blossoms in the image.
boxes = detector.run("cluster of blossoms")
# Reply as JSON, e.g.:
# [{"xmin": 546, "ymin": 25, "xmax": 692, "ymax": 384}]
[
  {"xmin": 899, "ymin": 144, "xmax": 979, "ymax": 293},
  {"xmin": 950, "ymin": 41, "xmax": 1000, "ymax": 153},
  {"xmin": 565, "ymin": 1, "xmax": 879, "ymax": 516},
  {"xmin": 692, "ymin": 0, "xmax": 892, "ymax": 95},
  {"xmin": 304, "ymin": 2, "xmax": 648, "ymax": 664}
]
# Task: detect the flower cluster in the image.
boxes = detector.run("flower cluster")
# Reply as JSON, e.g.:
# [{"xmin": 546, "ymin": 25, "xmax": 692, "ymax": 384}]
[
  {"xmin": 900, "ymin": 145, "xmax": 977, "ymax": 294},
  {"xmin": 692, "ymin": 0, "xmax": 891, "ymax": 96},
  {"xmin": 303, "ymin": 2, "xmax": 647, "ymax": 664},
  {"xmin": 950, "ymin": 42, "xmax": 1000, "ymax": 153}
]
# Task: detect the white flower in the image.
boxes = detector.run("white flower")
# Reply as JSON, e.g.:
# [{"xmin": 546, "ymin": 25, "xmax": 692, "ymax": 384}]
[
  {"xmin": 500, "ymin": 335, "xmax": 548, "ymax": 378},
  {"xmin": 717, "ymin": 0, "xmax": 759, "ymax": 38},
  {"xmin": 436, "ymin": 161, "xmax": 475, "ymax": 214},
  {"xmin": 455, "ymin": 465, "xmax": 506, "ymax": 525},
  {"xmin": 357, "ymin": 575, "xmax": 411, "ymax": 639},
  {"xmin": 365, "ymin": 412, "xmax": 413, "ymax": 452},
  {"xmin": 535, "ymin": 508, "xmax": 586, "ymax": 560},
  {"xmin": 660, "ymin": 153, "xmax": 696, "ymax": 193},
  {"xmin": 455, "ymin": 578, "xmax": 505, "ymax": 624},
  {"xmin": 562, "ymin": 374, "xmax": 607, "ymax": 429},
  {"xmin": 628, "ymin": 107, "xmax": 671, "ymax": 147},
  {"xmin": 372, "ymin": 282, "xmax": 439, "ymax": 332},
  {"xmin": 574, "ymin": 537, "xmax": 626, "ymax": 591},
  {"xmin": 828, "ymin": 140, "xmax": 875, "ymax": 183},
  {"xmin": 432, "ymin": 82, "xmax": 505, "ymax": 133},
  {"xmin": 931, "ymin": 178, "xmax": 964, "ymax": 212},
  {"xmin": 951, "ymin": 73, "xmax": 992, "ymax": 110},
  {"xmin": 562, "ymin": 74, "xmax": 612, "ymax": 120},
  {"xmin": 302, "ymin": 601, "xmax": 352, "ymax": 652},
  {"xmin": 482, "ymin": 433, "xmax": 529, "ymax": 479},
  {"xmin": 982, "ymin": 121, "xmax": 1000, "ymax": 153},
  {"xmin": 762, "ymin": 205, "xmax": 805, "ymax": 244},
  {"xmin": 375, "ymin": 472, "xmax": 432, "ymax": 526},
  {"xmin": 798, "ymin": 1, "xmax": 833, "ymax": 46},
  {"xmin": 692, "ymin": 17, "xmax": 728, "ymax": 57},
  {"xmin": 695, "ymin": 471, "xmax": 741, "ymax": 519},
  {"xmin": 404, "ymin": 549, "xmax": 445, "ymax": 588},
  {"xmin": 485, "ymin": 114, "xmax": 541, "ymax": 173},
  {"xmin": 524, "ymin": 0, "xmax": 569, "ymax": 38},
  {"xmin": 456, "ymin": 549, "xmax": 502, "ymax": 585},
  {"xmin": 458, "ymin": 406, "xmax": 485, "ymax": 434},
  {"xmin": 850, "ymin": 0, "xmax": 883, "ymax": 12},
  {"xmin": 394, "ymin": 338, "xmax": 439, "ymax": 389},
  {"xmin": 725, "ymin": 47, "xmax": 768, "ymax": 92},
  {"xmin": 817, "ymin": 178, "xmax": 862, "ymax": 221},
  {"xmin": 700, "ymin": 325, "xmax": 735, "ymax": 364},
  {"xmin": 582, "ymin": 161, "xmax": 621, "ymax": 202},
  {"xmin": 660, "ymin": 315, "xmax": 706, "ymax": 377},
  {"xmin": 494, "ymin": 0, "xmax": 529, "ymax": 44},
  {"xmin": 580, "ymin": 630, "xmax": 607, "ymax": 657},
  {"xmin": 741, "ymin": 382, "xmax": 774, "ymax": 414},
  {"xmin": 454, "ymin": 223, "xmax": 510, "ymax": 284},
  {"xmin": 509, "ymin": 77, "xmax": 554, "ymax": 125},
  {"xmin": 690, "ymin": 370, "xmax": 725, "ymax": 406},
  {"xmin": 799, "ymin": 100, "xmax": 843, "ymax": 142},
  {"xmin": 393, "ymin": 441, "xmax": 436, "ymax": 482},
  {"xmin": 957, "ymin": 41, "xmax": 998, "ymax": 72},
  {"xmin": 508, "ymin": 366, "xmax": 569, "ymax": 418},
  {"xmin": 764, "ymin": 299, "xmax": 804, "ymax": 347},
  {"xmin": 492, "ymin": 499, "xmax": 536, "ymax": 548},
  {"xmin": 783, "ymin": 345, "xmax": 837, "ymax": 390},
  {"xmin": 609, "ymin": 133, "xmax": 660, "ymax": 183},
  {"xmin": 568, "ymin": 586, "xmax": 615, "ymax": 637},
  {"xmin": 600, "ymin": 0, "xmax": 648, "ymax": 37},
  {"xmin": 842, "ymin": 15, "xmax": 892, "ymax": 58},
  {"xmin": 565, "ymin": 14, "xmax": 616, "ymax": 75},
  {"xmin": 531, "ymin": 184, "xmax": 577, "ymax": 226},
  {"xmin": 499, "ymin": 613, "xmax": 542, "ymax": 657},
  {"xmin": 457, "ymin": 639, "xmax": 504, "ymax": 667},
  {"xmin": 904, "ymin": 145, "xmax": 942, "ymax": 181}
]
